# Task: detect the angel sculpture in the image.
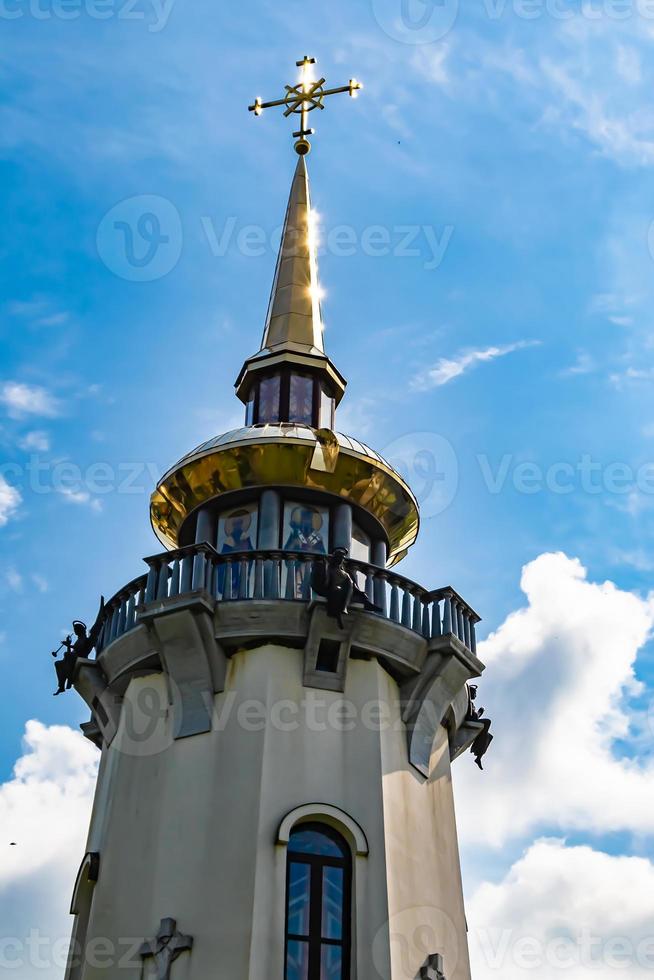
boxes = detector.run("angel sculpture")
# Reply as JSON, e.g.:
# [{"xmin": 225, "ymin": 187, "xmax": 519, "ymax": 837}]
[
  {"xmin": 467, "ymin": 684, "xmax": 493, "ymax": 770},
  {"xmin": 52, "ymin": 597, "xmax": 105, "ymax": 695},
  {"xmin": 310, "ymin": 547, "xmax": 378, "ymax": 629}
]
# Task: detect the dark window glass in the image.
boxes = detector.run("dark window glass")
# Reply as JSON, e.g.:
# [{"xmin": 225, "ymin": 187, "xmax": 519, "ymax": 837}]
[
  {"xmin": 245, "ymin": 392, "xmax": 255, "ymax": 425},
  {"xmin": 289, "ymin": 828, "xmax": 346, "ymax": 858},
  {"xmin": 321, "ymin": 867, "xmax": 344, "ymax": 939},
  {"xmin": 316, "ymin": 640, "xmax": 341, "ymax": 675},
  {"xmin": 285, "ymin": 824, "xmax": 351, "ymax": 980},
  {"xmin": 288, "ymin": 863, "xmax": 311, "ymax": 935},
  {"xmin": 319, "ymin": 384, "xmax": 334, "ymax": 429},
  {"xmin": 286, "ymin": 940, "xmax": 310, "ymax": 980},
  {"xmin": 258, "ymin": 375, "xmax": 281, "ymax": 423},
  {"xmin": 290, "ymin": 375, "xmax": 315, "ymax": 425}
]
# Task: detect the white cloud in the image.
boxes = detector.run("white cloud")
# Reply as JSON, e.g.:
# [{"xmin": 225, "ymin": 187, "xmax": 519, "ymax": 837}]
[
  {"xmin": 0, "ymin": 383, "xmax": 60, "ymax": 419},
  {"xmin": 0, "ymin": 722, "xmax": 97, "ymax": 979},
  {"xmin": 0, "ymin": 476, "xmax": 21, "ymax": 527},
  {"xmin": 539, "ymin": 54, "xmax": 654, "ymax": 166},
  {"xmin": 451, "ymin": 19, "xmax": 654, "ymax": 169},
  {"xmin": 31, "ymin": 574, "xmax": 49, "ymax": 594},
  {"xmin": 7, "ymin": 300, "xmax": 47, "ymax": 318},
  {"xmin": 609, "ymin": 315, "xmax": 634, "ymax": 327},
  {"xmin": 412, "ymin": 44, "xmax": 451, "ymax": 86},
  {"xmin": 611, "ymin": 548, "xmax": 654, "ymax": 573},
  {"xmin": 19, "ymin": 431, "xmax": 50, "ymax": 453},
  {"xmin": 36, "ymin": 312, "xmax": 69, "ymax": 328},
  {"xmin": 58, "ymin": 489, "xmax": 103, "ymax": 514},
  {"xmin": 454, "ymin": 552, "xmax": 654, "ymax": 847},
  {"xmin": 412, "ymin": 341, "xmax": 540, "ymax": 389},
  {"xmin": 610, "ymin": 367, "xmax": 654, "ymax": 386},
  {"xmin": 6, "ymin": 568, "xmax": 23, "ymax": 593},
  {"xmin": 469, "ymin": 839, "xmax": 654, "ymax": 979},
  {"xmin": 616, "ymin": 44, "xmax": 642, "ymax": 86},
  {"xmin": 559, "ymin": 350, "xmax": 595, "ymax": 378}
]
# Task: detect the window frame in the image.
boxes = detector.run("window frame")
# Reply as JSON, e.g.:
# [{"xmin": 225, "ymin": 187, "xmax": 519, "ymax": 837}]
[
  {"xmin": 249, "ymin": 370, "xmax": 335, "ymax": 428},
  {"xmin": 284, "ymin": 823, "xmax": 352, "ymax": 980}
]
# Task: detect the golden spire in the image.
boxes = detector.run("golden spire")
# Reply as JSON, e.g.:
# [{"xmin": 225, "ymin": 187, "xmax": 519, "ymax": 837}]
[
  {"xmin": 261, "ymin": 153, "xmax": 323, "ymax": 357},
  {"xmin": 236, "ymin": 56, "xmax": 363, "ymax": 406},
  {"xmin": 235, "ymin": 149, "xmax": 346, "ymax": 404}
]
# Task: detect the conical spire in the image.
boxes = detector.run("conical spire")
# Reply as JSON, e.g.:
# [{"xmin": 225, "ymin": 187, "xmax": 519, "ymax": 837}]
[
  {"xmin": 235, "ymin": 156, "xmax": 346, "ymax": 407},
  {"xmin": 261, "ymin": 154, "xmax": 324, "ymax": 356}
]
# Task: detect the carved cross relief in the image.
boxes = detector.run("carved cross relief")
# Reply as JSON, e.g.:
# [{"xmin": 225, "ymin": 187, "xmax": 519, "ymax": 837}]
[{"xmin": 139, "ymin": 918, "xmax": 193, "ymax": 980}]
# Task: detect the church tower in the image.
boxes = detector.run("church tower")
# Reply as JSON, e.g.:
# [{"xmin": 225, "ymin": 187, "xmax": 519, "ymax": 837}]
[{"xmin": 63, "ymin": 57, "xmax": 488, "ymax": 980}]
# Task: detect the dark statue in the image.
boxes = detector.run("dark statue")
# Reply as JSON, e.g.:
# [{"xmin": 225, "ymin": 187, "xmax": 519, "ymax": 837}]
[
  {"xmin": 310, "ymin": 547, "xmax": 378, "ymax": 629},
  {"xmin": 52, "ymin": 597, "xmax": 105, "ymax": 696},
  {"xmin": 467, "ymin": 684, "xmax": 493, "ymax": 770}
]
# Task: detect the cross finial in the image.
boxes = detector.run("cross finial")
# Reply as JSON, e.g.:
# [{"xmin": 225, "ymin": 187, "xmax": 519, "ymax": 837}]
[{"xmin": 248, "ymin": 55, "xmax": 362, "ymax": 156}]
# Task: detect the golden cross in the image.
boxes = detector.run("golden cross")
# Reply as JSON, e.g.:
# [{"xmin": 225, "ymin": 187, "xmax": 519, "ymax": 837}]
[{"xmin": 248, "ymin": 55, "xmax": 362, "ymax": 156}]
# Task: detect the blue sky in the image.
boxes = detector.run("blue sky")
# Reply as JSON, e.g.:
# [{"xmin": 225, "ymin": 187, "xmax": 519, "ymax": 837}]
[{"xmin": 3, "ymin": 1, "xmax": 654, "ymax": 976}]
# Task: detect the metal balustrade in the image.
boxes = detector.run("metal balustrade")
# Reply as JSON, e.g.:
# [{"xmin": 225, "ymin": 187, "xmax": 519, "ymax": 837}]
[{"xmin": 95, "ymin": 543, "xmax": 480, "ymax": 656}]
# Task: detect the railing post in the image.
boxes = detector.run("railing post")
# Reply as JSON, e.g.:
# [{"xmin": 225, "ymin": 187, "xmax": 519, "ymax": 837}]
[
  {"xmin": 412, "ymin": 591, "xmax": 422, "ymax": 632},
  {"xmin": 180, "ymin": 554, "xmax": 193, "ymax": 594},
  {"xmin": 284, "ymin": 558, "xmax": 296, "ymax": 600},
  {"xmin": 191, "ymin": 550, "xmax": 206, "ymax": 591},
  {"xmin": 126, "ymin": 592, "xmax": 136, "ymax": 631},
  {"xmin": 227, "ymin": 559, "xmax": 236, "ymax": 599},
  {"xmin": 374, "ymin": 571, "xmax": 388, "ymax": 618},
  {"xmin": 457, "ymin": 602, "xmax": 465, "ymax": 642},
  {"xmin": 145, "ymin": 563, "xmax": 158, "ymax": 603},
  {"xmin": 238, "ymin": 557, "xmax": 249, "ymax": 599},
  {"xmin": 389, "ymin": 581, "xmax": 400, "ymax": 623},
  {"xmin": 365, "ymin": 570, "xmax": 374, "ymax": 604},
  {"xmin": 253, "ymin": 558, "xmax": 264, "ymax": 599},
  {"xmin": 470, "ymin": 620, "xmax": 477, "ymax": 655},
  {"xmin": 268, "ymin": 557, "xmax": 280, "ymax": 599},
  {"xmin": 422, "ymin": 601, "xmax": 431, "ymax": 637},
  {"xmin": 300, "ymin": 556, "xmax": 312, "ymax": 600},
  {"xmin": 443, "ymin": 594, "xmax": 453, "ymax": 634},
  {"xmin": 156, "ymin": 560, "xmax": 169, "ymax": 600},
  {"xmin": 108, "ymin": 604, "xmax": 119, "ymax": 644},
  {"xmin": 401, "ymin": 588, "xmax": 412, "ymax": 628},
  {"xmin": 431, "ymin": 598, "xmax": 442, "ymax": 637},
  {"xmin": 169, "ymin": 558, "xmax": 181, "ymax": 597},
  {"xmin": 450, "ymin": 598, "xmax": 458, "ymax": 638},
  {"xmin": 117, "ymin": 594, "xmax": 127, "ymax": 638},
  {"xmin": 464, "ymin": 613, "xmax": 471, "ymax": 650}
]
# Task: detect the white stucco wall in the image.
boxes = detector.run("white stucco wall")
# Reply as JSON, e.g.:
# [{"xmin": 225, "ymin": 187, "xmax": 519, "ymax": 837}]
[{"xmin": 76, "ymin": 643, "xmax": 471, "ymax": 980}]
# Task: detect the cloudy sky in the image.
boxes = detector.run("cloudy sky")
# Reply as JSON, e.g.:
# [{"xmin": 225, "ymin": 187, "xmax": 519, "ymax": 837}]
[{"xmin": 2, "ymin": 0, "xmax": 654, "ymax": 976}]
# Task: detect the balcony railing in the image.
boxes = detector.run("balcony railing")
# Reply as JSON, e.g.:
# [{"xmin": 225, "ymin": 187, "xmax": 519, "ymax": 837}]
[{"xmin": 95, "ymin": 543, "xmax": 480, "ymax": 657}]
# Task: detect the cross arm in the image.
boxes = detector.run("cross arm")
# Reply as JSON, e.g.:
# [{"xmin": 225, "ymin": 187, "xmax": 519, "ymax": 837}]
[
  {"xmin": 248, "ymin": 96, "xmax": 288, "ymax": 113},
  {"xmin": 318, "ymin": 82, "xmax": 362, "ymax": 98}
]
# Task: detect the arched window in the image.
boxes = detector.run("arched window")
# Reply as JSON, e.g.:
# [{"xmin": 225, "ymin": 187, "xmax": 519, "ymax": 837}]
[{"xmin": 285, "ymin": 823, "xmax": 351, "ymax": 980}]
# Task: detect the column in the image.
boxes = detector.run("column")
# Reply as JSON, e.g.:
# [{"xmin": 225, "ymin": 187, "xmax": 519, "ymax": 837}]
[
  {"xmin": 195, "ymin": 506, "xmax": 217, "ymax": 546},
  {"xmin": 258, "ymin": 490, "xmax": 281, "ymax": 549},
  {"xmin": 333, "ymin": 503, "xmax": 352, "ymax": 552},
  {"xmin": 372, "ymin": 539, "xmax": 387, "ymax": 569}
]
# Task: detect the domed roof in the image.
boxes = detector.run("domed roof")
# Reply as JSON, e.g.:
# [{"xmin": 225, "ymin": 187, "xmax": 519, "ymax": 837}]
[{"xmin": 151, "ymin": 423, "xmax": 419, "ymax": 565}]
